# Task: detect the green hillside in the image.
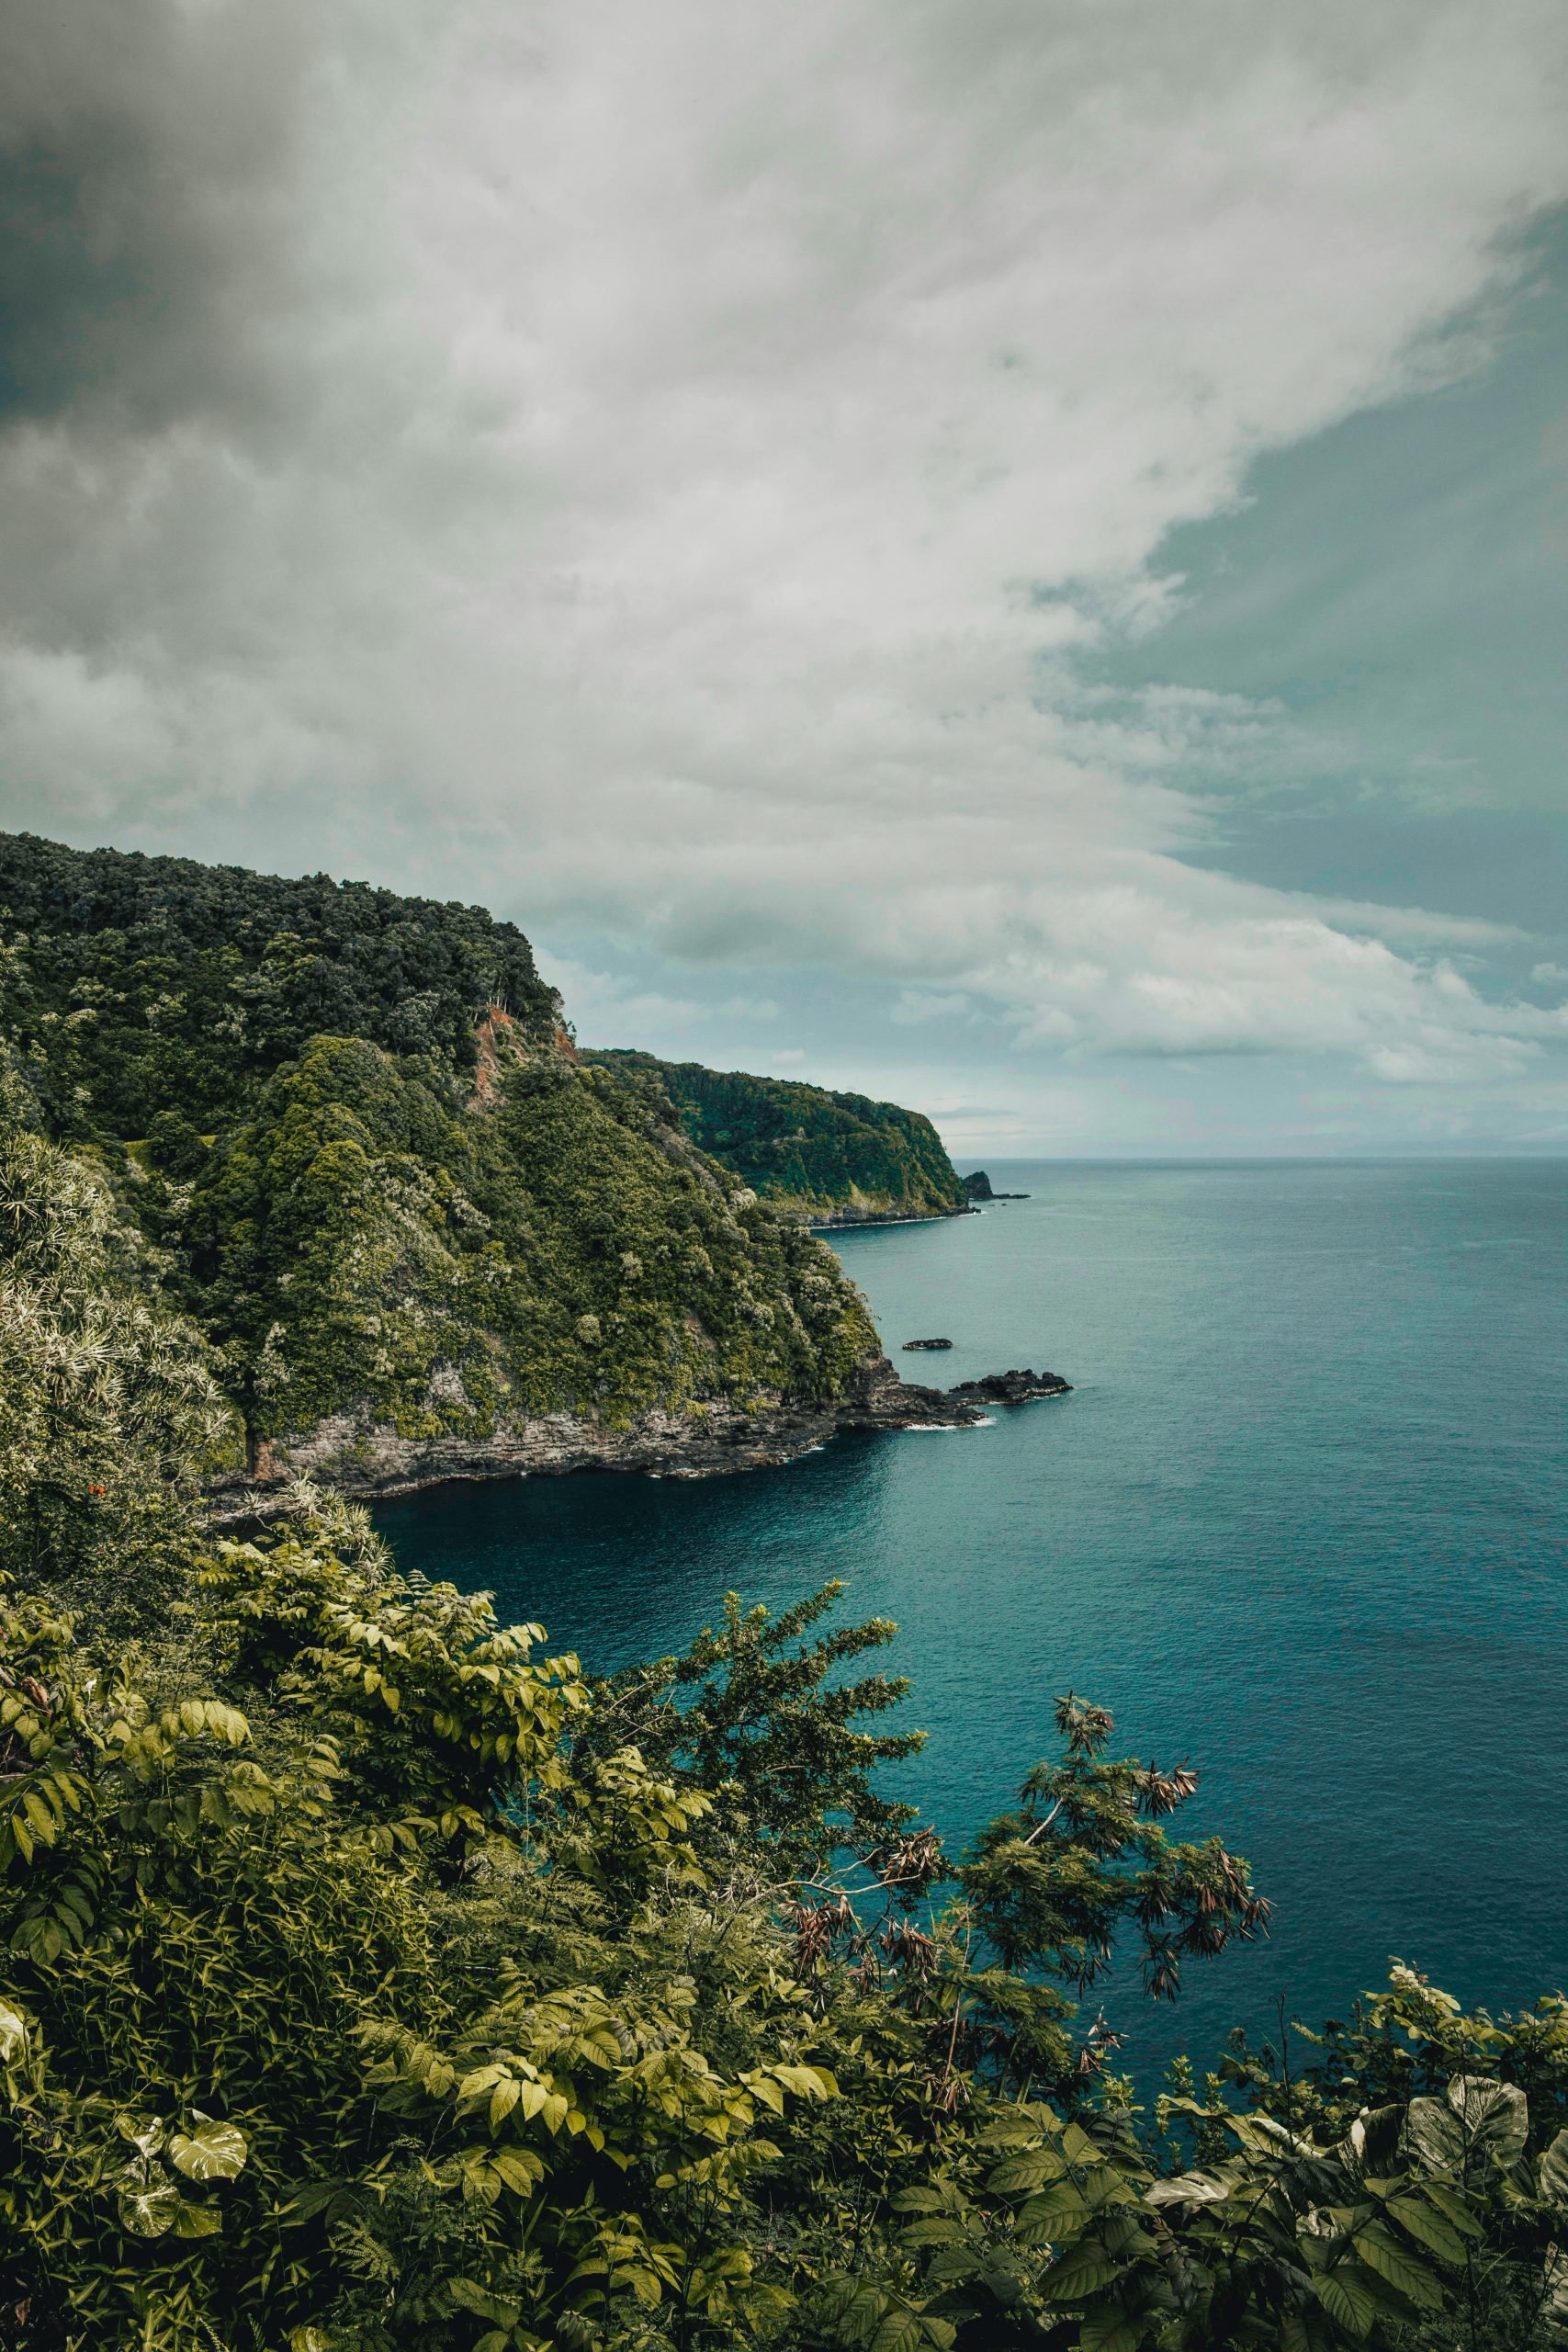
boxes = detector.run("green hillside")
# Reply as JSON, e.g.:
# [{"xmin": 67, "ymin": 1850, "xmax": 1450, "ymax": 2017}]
[
  {"xmin": 0, "ymin": 833, "xmax": 875, "ymax": 1464},
  {"xmin": 2, "ymin": 834, "xmax": 1559, "ymax": 2352},
  {"xmin": 6, "ymin": 1105, "xmax": 1550, "ymax": 2350},
  {"xmin": 582, "ymin": 1050, "xmax": 967, "ymax": 1220}
]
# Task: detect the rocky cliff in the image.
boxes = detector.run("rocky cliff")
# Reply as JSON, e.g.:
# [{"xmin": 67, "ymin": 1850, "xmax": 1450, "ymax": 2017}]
[{"xmin": 211, "ymin": 1352, "xmax": 982, "ymax": 1507}]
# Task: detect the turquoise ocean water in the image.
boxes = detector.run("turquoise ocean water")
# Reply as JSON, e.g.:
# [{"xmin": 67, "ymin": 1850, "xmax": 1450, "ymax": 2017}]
[{"xmin": 376, "ymin": 1160, "xmax": 1568, "ymax": 2080}]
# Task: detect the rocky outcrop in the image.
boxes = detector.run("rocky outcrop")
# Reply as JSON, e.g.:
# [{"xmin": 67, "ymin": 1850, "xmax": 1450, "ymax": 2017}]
[
  {"xmin": 948, "ymin": 1367, "xmax": 1071, "ymax": 1405},
  {"xmin": 901, "ymin": 1337, "xmax": 953, "ymax": 1351},
  {"xmin": 209, "ymin": 1354, "xmax": 983, "ymax": 1512},
  {"xmin": 962, "ymin": 1170, "xmax": 1030, "ymax": 1201},
  {"xmin": 838, "ymin": 1354, "xmax": 981, "ymax": 1433}
]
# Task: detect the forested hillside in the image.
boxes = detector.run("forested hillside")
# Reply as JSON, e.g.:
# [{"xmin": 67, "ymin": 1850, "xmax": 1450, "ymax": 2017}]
[
  {"xmin": 584, "ymin": 1051, "xmax": 968, "ymax": 1221},
  {"xmin": 0, "ymin": 833, "xmax": 876, "ymax": 1471},
  {"xmin": 0, "ymin": 831, "xmax": 559, "ymax": 1134},
  {"xmin": 4, "ymin": 1115, "xmax": 1566, "ymax": 2347}
]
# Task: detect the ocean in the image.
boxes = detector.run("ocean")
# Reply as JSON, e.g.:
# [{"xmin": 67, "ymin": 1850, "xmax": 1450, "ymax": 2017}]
[{"xmin": 375, "ymin": 1159, "xmax": 1568, "ymax": 2082}]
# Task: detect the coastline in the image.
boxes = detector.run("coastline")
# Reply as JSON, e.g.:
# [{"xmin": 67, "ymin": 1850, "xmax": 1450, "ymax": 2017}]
[
  {"xmin": 804, "ymin": 1203, "xmax": 977, "ymax": 1232},
  {"xmin": 206, "ymin": 1353, "xmax": 984, "ymax": 1519}
]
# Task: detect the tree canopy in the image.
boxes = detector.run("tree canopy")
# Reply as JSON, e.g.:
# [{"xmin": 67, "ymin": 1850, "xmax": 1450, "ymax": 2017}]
[
  {"xmin": 0, "ymin": 837, "xmax": 881, "ymax": 1464},
  {"xmin": 582, "ymin": 1054, "xmax": 967, "ymax": 1221}
]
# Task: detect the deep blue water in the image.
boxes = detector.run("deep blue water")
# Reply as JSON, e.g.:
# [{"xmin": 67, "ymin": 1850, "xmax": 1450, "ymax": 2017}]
[{"xmin": 376, "ymin": 1160, "xmax": 1568, "ymax": 2081}]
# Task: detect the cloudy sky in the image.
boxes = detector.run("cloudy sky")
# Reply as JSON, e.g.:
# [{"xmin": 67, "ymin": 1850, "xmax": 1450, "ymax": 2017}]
[{"xmin": 3, "ymin": 0, "xmax": 1567, "ymax": 1154}]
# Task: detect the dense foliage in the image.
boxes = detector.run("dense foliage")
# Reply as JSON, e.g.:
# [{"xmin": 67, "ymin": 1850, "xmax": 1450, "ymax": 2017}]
[
  {"xmin": 5, "ymin": 1111, "xmax": 1568, "ymax": 2351},
  {"xmin": 583, "ymin": 1055, "xmax": 967, "ymax": 1221},
  {"xmin": 185, "ymin": 1035, "xmax": 876, "ymax": 1449},
  {"xmin": 0, "ymin": 1089, "xmax": 241, "ymax": 1624},
  {"xmin": 0, "ymin": 831, "xmax": 558, "ymax": 1135},
  {"xmin": 0, "ymin": 837, "xmax": 879, "ymax": 1459}
]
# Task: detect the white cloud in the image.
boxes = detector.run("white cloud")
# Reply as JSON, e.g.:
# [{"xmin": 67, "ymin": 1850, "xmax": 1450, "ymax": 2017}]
[
  {"xmin": 892, "ymin": 991, "xmax": 977, "ymax": 1025},
  {"xmin": 4, "ymin": 0, "xmax": 1567, "ymax": 1117},
  {"xmin": 536, "ymin": 956, "xmax": 704, "ymax": 1040}
]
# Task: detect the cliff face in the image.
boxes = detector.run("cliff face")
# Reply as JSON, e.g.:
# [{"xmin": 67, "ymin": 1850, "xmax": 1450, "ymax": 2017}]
[
  {"xmin": 582, "ymin": 1050, "xmax": 968, "ymax": 1221},
  {"xmin": 213, "ymin": 1352, "xmax": 980, "ymax": 1505},
  {"xmin": 0, "ymin": 833, "xmax": 919, "ymax": 1485}
]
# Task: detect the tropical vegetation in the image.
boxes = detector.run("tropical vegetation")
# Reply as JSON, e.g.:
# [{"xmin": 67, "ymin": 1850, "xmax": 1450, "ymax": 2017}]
[
  {"xmin": 583, "ymin": 1054, "xmax": 967, "ymax": 1223},
  {"xmin": 0, "ymin": 834, "xmax": 878, "ymax": 1472},
  {"xmin": 4, "ymin": 1092, "xmax": 1568, "ymax": 2350}
]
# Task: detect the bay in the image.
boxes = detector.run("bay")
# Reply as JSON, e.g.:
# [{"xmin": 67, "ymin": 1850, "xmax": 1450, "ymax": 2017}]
[{"xmin": 375, "ymin": 1159, "xmax": 1568, "ymax": 2081}]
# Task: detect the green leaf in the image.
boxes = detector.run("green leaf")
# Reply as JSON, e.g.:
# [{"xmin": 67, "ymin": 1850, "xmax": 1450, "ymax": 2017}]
[
  {"xmin": 1445, "ymin": 2076, "xmax": 1528, "ymax": 2167},
  {"xmin": 450, "ymin": 2278, "xmax": 524, "ymax": 2324},
  {"xmin": 1384, "ymin": 2191, "xmax": 1470, "ymax": 2266},
  {"xmin": 1145, "ymin": 2167, "xmax": 1238, "ymax": 2208},
  {"xmin": 1420, "ymin": 2179, "xmax": 1483, "ymax": 2236},
  {"xmin": 1078, "ymin": 2318, "xmax": 1144, "ymax": 2352},
  {"xmin": 1540, "ymin": 2128, "xmax": 1568, "ymax": 2210},
  {"xmin": 118, "ymin": 2179, "xmax": 181, "ymax": 2239},
  {"xmin": 169, "ymin": 2114, "xmax": 248, "ymax": 2181},
  {"xmin": 489, "ymin": 2147, "xmax": 545, "ymax": 2193},
  {"xmin": 987, "ymin": 2149, "xmax": 1068, "ymax": 2195},
  {"xmin": 1352, "ymin": 2225, "xmax": 1445, "ymax": 2313},
  {"xmin": 1014, "ymin": 2186, "xmax": 1091, "ymax": 2245},
  {"xmin": 1404, "ymin": 2097, "xmax": 1463, "ymax": 2173},
  {"xmin": 0, "ymin": 2000, "xmax": 28, "ymax": 2064},
  {"xmin": 1040, "ymin": 2244, "xmax": 1122, "ymax": 2302},
  {"xmin": 869, "ymin": 2309, "xmax": 935, "ymax": 2352},
  {"xmin": 818, "ymin": 2279, "xmax": 889, "ymax": 2342},
  {"xmin": 174, "ymin": 2199, "xmax": 223, "ymax": 2237},
  {"xmin": 1315, "ymin": 2267, "xmax": 1379, "ymax": 2338},
  {"xmin": 898, "ymin": 2219, "xmax": 964, "ymax": 2247}
]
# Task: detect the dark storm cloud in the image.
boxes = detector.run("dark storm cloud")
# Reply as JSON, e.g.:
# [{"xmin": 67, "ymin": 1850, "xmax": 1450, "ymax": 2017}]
[
  {"xmin": 0, "ymin": 0, "xmax": 1566, "ymax": 1147},
  {"xmin": 0, "ymin": 0, "xmax": 312, "ymax": 435}
]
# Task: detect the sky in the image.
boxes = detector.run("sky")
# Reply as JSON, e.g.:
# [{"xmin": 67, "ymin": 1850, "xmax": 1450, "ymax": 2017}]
[{"xmin": 2, "ymin": 0, "xmax": 1566, "ymax": 1156}]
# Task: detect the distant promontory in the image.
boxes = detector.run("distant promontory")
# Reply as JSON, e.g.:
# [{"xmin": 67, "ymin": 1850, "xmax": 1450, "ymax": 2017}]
[{"xmin": 583, "ymin": 1050, "xmax": 972, "ymax": 1226}]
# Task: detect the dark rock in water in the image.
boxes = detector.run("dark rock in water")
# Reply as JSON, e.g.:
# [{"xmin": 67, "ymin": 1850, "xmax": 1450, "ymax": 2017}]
[
  {"xmin": 902, "ymin": 1337, "xmax": 953, "ymax": 1351},
  {"xmin": 838, "ymin": 1355, "xmax": 983, "ymax": 1435},
  {"xmin": 947, "ymin": 1366, "xmax": 1071, "ymax": 1405},
  {"xmin": 961, "ymin": 1169, "xmax": 1030, "ymax": 1202}
]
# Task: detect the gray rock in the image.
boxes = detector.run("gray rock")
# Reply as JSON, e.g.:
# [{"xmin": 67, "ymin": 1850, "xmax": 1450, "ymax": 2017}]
[
  {"xmin": 206, "ymin": 1353, "xmax": 983, "ymax": 1512},
  {"xmin": 946, "ymin": 1367, "xmax": 1071, "ymax": 1405}
]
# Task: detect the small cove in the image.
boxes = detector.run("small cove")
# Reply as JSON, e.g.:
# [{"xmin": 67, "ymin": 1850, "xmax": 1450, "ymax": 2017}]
[{"xmin": 376, "ymin": 1159, "xmax": 1568, "ymax": 2080}]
